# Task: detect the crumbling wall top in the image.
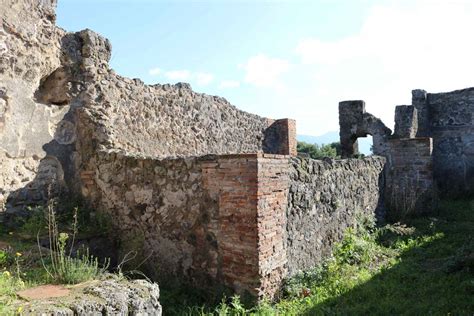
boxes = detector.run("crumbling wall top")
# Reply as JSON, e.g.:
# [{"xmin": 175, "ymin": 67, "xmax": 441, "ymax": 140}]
[{"xmin": 338, "ymin": 100, "xmax": 391, "ymax": 158}]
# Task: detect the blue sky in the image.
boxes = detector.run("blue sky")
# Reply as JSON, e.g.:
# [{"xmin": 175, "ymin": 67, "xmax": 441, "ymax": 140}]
[{"xmin": 57, "ymin": 0, "xmax": 474, "ymax": 136}]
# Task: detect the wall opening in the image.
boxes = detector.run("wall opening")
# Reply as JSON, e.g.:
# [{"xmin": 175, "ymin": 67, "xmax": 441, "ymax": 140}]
[{"xmin": 357, "ymin": 135, "xmax": 373, "ymax": 156}]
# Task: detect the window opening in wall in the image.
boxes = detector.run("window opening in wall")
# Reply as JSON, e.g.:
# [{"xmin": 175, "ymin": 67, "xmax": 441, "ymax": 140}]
[{"xmin": 355, "ymin": 135, "xmax": 373, "ymax": 157}]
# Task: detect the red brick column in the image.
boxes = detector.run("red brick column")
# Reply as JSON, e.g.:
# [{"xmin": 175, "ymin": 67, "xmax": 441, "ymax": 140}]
[
  {"xmin": 275, "ymin": 119, "xmax": 297, "ymax": 157},
  {"xmin": 202, "ymin": 153, "xmax": 290, "ymax": 299},
  {"xmin": 256, "ymin": 154, "xmax": 289, "ymax": 298}
]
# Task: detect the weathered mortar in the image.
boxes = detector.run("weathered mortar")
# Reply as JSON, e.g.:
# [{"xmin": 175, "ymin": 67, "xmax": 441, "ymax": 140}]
[{"xmin": 286, "ymin": 156, "xmax": 386, "ymax": 275}]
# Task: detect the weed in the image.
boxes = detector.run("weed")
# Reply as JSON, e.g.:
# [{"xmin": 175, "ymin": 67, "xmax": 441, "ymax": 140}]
[
  {"xmin": 38, "ymin": 200, "xmax": 109, "ymax": 284},
  {"xmin": 0, "ymin": 250, "xmax": 12, "ymax": 267}
]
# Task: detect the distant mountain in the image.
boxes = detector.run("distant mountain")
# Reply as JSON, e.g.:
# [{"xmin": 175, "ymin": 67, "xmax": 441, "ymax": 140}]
[
  {"xmin": 297, "ymin": 132, "xmax": 373, "ymax": 155},
  {"xmin": 297, "ymin": 131, "xmax": 339, "ymax": 145}
]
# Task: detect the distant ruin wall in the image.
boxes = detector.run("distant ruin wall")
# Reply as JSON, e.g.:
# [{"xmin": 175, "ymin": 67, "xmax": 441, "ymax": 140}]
[
  {"xmin": 339, "ymin": 100, "xmax": 392, "ymax": 158},
  {"xmin": 422, "ymin": 88, "xmax": 474, "ymax": 197},
  {"xmin": 339, "ymin": 95, "xmax": 438, "ymax": 220},
  {"xmin": 385, "ymin": 138, "xmax": 436, "ymax": 217},
  {"xmin": 285, "ymin": 156, "xmax": 385, "ymax": 275}
]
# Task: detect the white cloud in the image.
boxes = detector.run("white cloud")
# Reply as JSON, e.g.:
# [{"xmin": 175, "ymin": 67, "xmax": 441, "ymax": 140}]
[
  {"xmin": 219, "ymin": 80, "xmax": 240, "ymax": 88},
  {"xmin": 196, "ymin": 72, "xmax": 214, "ymax": 86},
  {"xmin": 148, "ymin": 67, "xmax": 161, "ymax": 76},
  {"xmin": 164, "ymin": 70, "xmax": 191, "ymax": 81},
  {"xmin": 242, "ymin": 54, "xmax": 290, "ymax": 88},
  {"xmin": 293, "ymin": 1, "xmax": 474, "ymax": 132}
]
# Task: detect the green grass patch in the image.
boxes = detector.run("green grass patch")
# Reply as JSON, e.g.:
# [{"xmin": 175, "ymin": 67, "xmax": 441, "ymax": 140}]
[
  {"xmin": 0, "ymin": 201, "xmax": 111, "ymax": 313},
  {"xmin": 160, "ymin": 199, "xmax": 474, "ymax": 315}
]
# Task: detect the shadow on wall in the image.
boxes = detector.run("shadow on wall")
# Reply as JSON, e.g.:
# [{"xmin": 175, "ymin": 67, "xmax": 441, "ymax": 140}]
[
  {"xmin": 2, "ymin": 32, "xmax": 85, "ymax": 224},
  {"xmin": 4, "ymin": 143, "xmax": 67, "ymax": 224},
  {"xmin": 3, "ymin": 108, "xmax": 78, "ymax": 224}
]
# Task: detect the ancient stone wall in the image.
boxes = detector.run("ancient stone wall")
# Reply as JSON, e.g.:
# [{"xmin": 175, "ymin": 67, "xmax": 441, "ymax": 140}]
[
  {"xmin": 394, "ymin": 105, "xmax": 417, "ymax": 138},
  {"xmin": 63, "ymin": 32, "xmax": 294, "ymax": 159},
  {"xmin": 0, "ymin": 0, "xmax": 296, "ymax": 218},
  {"xmin": 80, "ymin": 149, "xmax": 387, "ymax": 297},
  {"xmin": 338, "ymin": 94, "xmax": 444, "ymax": 217},
  {"xmin": 80, "ymin": 150, "xmax": 290, "ymax": 299},
  {"xmin": 285, "ymin": 156, "xmax": 385, "ymax": 275},
  {"xmin": 81, "ymin": 151, "xmax": 220, "ymax": 283},
  {"xmin": 0, "ymin": 0, "xmax": 75, "ymax": 215},
  {"xmin": 420, "ymin": 88, "xmax": 474, "ymax": 197},
  {"xmin": 84, "ymin": 77, "xmax": 282, "ymax": 158},
  {"xmin": 340, "ymin": 87, "xmax": 474, "ymax": 200},
  {"xmin": 338, "ymin": 100, "xmax": 392, "ymax": 158},
  {"xmin": 385, "ymin": 138, "xmax": 436, "ymax": 217}
]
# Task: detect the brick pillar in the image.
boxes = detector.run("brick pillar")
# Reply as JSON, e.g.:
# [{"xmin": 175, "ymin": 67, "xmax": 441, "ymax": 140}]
[
  {"xmin": 256, "ymin": 154, "xmax": 289, "ymax": 297},
  {"xmin": 202, "ymin": 153, "xmax": 289, "ymax": 299},
  {"xmin": 264, "ymin": 119, "xmax": 297, "ymax": 157}
]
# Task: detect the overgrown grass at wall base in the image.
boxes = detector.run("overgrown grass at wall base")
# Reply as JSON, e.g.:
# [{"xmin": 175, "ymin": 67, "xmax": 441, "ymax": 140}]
[{"xmin": 161, "ymin": 199, "xmax": 474, "ymax": 315}]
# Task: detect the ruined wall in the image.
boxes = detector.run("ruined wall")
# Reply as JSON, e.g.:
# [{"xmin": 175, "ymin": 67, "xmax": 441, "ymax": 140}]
[
  {"xmin": 0, "ymin": 0, "xmax": 81, "ymax": 215},
  {"xmin": 338, "ymin": 97, "xmax": 439, "ymax": 217},
  {"xmin": 84, "ymin": 78, "xmax": 288, "ymax": 157},
  {"xmin": 286, "ymin": 156, "xmax": 385, "ymax": 275},
  {"xmin": 385, "ymin": 138, "xmax": 436, "ymax": 217},
  {"xmin": 80, "ymin": 151, "xmax": 290, "ymax": 299},
  {"xmin": 416, "ymin": 88, "xmax": 474, "ymax": 197},
  {"xmin": 0, "ymin": 0, "xmax": 296, "ymax": 218},
  {"xmin": 80, "ymin": 151, "xmax": 219, "ymax": 283},
  {"xmin": 338, "ymin": 100, "xmax": 392, "ymax": 158},
  {"xmin": 66, "ymin": 35, "xmax": 293, "ymax": 159},
  {"xmin": 394, "ymin": 105, "xmax": 418, "ymax": 138}
]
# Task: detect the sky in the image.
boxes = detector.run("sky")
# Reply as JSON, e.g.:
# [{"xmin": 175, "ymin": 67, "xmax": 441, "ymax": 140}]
[{"xmin": 56, "ymin": 0, "xmax": 474, "ymax": 136}]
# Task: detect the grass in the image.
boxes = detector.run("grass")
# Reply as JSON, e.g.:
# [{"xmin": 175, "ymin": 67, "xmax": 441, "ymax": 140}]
[
  {"xmin": 0, "ymin": 201, "xmax": 111, "ymax": 313},
  {"xmin": 1, "ymin": 199, "xmax": 472, "ymax": 315},
  {"xmin": 160, "ymin": 199, "xmax": 474, "ymax": 315}
]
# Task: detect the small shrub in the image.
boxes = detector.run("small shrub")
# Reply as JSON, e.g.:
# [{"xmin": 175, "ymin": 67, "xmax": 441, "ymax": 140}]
[{"xmin": 39, "ymin": 200, "xmax": 109, "ymax": 284}]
